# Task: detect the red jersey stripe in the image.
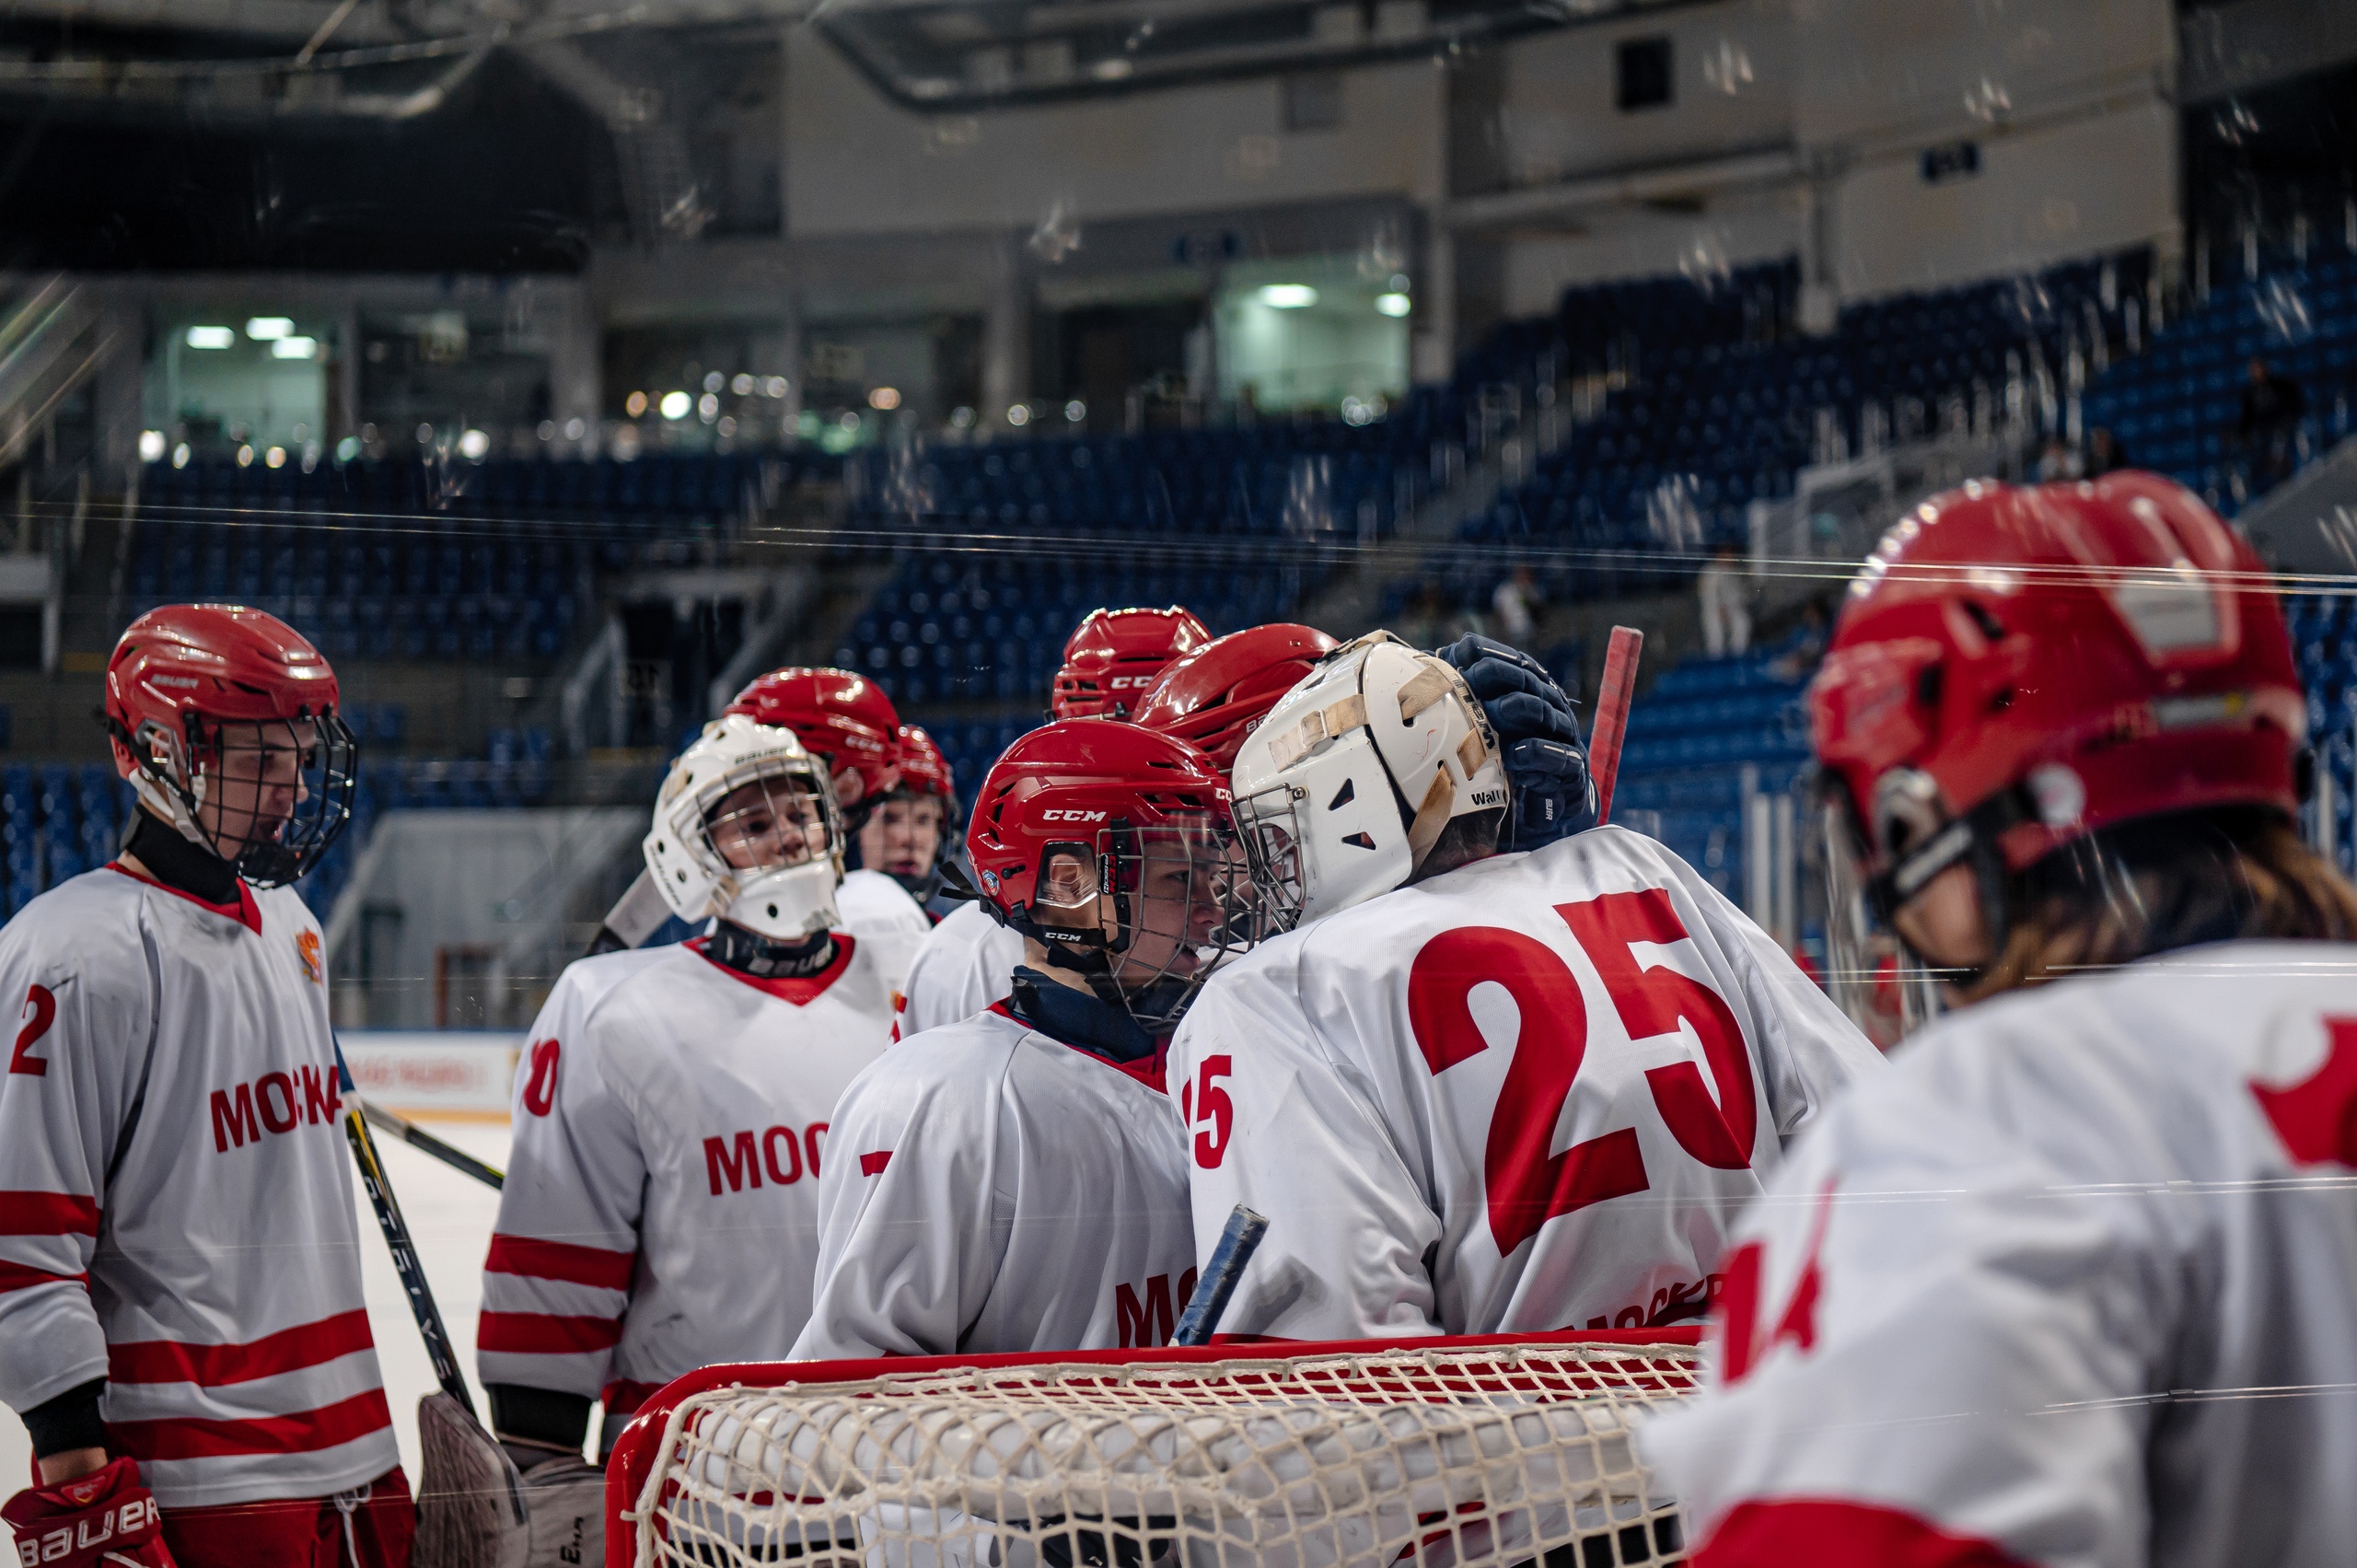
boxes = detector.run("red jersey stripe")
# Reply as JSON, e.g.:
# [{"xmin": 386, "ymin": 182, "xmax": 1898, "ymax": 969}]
[
  {"xmin": 108, "ymin": 1308, "xmax": 376, "ymax": 1388},
  {"xmin": 0, "ymin": 1191, "xmax": 101, "ymax": 1237},
  {"xmin": 477, "ymin": 1310, "xmax": 624, "ymax": 1356},
  {"xmin": 0, "ymin": 1259, "xmax": 87, "ymax": 1294},
  {"xmin": 107, "ymin": 1388, "xmax": 393, "ymax": 1463},
  {"xmin": 483, "ymin": 1234, "xmax": 635, "ymax": 1292},
  {"xmin": 1694, "ymin": 1498, "xmax": 2030, "ymax": 1568}
]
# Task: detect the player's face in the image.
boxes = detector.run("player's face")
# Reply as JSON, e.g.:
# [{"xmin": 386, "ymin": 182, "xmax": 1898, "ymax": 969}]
[
  {"xmin": 1890, "ymin": 862, "xmax": 1995, "ymax": 984},
  {"xmin": 1113, "ymin": 827, "xmax": 1233, "ymax": 986},
  {"xmin": 707, "ymin": 776, "xmax": 830, "ymax": 873},
  {"xmin": 196, "ymin": 718, "xmax": 314, "ymax": 861},
  {"xmin": 856, "ymin": 795, "xmax": 945, "ymax": 878}
]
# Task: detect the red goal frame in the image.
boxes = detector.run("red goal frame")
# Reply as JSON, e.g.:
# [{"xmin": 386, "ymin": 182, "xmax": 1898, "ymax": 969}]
[{"xmin": 602, "ymin": 1327, "xmax": 1704, "ymax": 1568}]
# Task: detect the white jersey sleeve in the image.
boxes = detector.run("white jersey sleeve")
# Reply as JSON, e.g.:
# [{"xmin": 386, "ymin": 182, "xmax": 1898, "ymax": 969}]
[
  {"xmin": 836, "ymin": 869, "xmax": 935, "ymax": 997},
  {"xmin": 1167, "ymin": 828, "xmax": 1884, "ymax": 1343},
  {"xmin": 1641, "ymin": 943, "xmax": 2357, "ymax": 1568},
  {"xmin": 895, "ymin": 900, "xmax": 1026, "ymax": 1040},
  {"xmin": 794, "ymin": 1009, "xmax": 1197, "ymax": 1359},
  {"xmin": 0, "ymin": 884, "xmax": 157, "ymax": 1414},
  {"xmin": 478, "ymin": 948, "xmax": 663, "ymax": 1404}
]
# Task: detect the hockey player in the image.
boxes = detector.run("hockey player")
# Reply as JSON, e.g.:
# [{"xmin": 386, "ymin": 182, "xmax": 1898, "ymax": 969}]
[
  {"xmin": 478, "ymin": 714, "xmax": 895, "ymax": 1476},
  {"xmin": 793, "ymin": 720, "xmax": 1257, "ymax": 1357},
  {"xmin": 726, "ymin": 668, "xmax": 935, "ymax": 991},
  {"xmin": 1051, "ymin": 604, "xmax": 1210, "ymax": 720},
  {"xmin": 855, "ymin": 723, "xmax": 957, "ymax": 911},
  {"xmin": 0, "ymin": 607, "xmax": 413, "ymax": 1566},
  {"xmin": 895, "ymin": 606, "xmax": 1215, "ymax": 1039},
  {"xmin": 1169, "ymin": 633, "xmax": 1883, "ymax": 1340},
  {"xmin": 1643, "ymin": 475, "xmax": 2357, "ymax": 1566}
]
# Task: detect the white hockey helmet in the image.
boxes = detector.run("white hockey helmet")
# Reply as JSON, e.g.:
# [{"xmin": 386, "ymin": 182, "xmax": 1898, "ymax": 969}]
[
  {"xmin": 1231, "ymin": 632, "xmax": 1507, "ymax": 930},
  {"xmin": 644, "ymin": 713, "xmax": 845, "ymax": 942}
]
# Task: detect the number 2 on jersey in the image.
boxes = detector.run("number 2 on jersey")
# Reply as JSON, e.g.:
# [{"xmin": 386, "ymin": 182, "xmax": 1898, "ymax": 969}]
[
  {"xmin": 8, "ymin": 983, "xmax": 54, "ymax": 1077},
  {"xmin": 1406, "ymin": 889, "xmax": 1759, "ymax": 1255}
]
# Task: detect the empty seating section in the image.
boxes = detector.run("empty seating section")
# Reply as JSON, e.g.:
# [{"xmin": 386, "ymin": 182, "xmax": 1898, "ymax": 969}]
[
  {"xmin": 2081, "ymin": 250, "xmax": 2357, "ymax": 514},
  {"xmin": 832, "ymin": 552, "xmax": 1322, "ymax": 792},
  {"xmin": 1610, "ymin": 648, "xmax": 1815, "ymax": 900},
  {"xmin": 2, "ymin": 765, "xmax": 132, "ymax": 918},
  {"xmin": 852, "ymin": 423, "xmax": 1420, "ymax": 539},
  {"xmin": 2285, "ymin": 592, "xmax": 2357, "ymax": 873},
  {"xmin": 140, "ymin": 451, "xmax": 786, "ymax": 531},
  {"xmin": 128, "ymin": 518, "xmax": 585, "ymax": 664},
  {"xmin": 1442, "ymin": 252, "xmax": 2147, "ymax": 616}
]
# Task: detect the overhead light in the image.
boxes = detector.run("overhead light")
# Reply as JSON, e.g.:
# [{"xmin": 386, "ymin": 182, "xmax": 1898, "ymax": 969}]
[
  {"xmin": 185, "ymin": 326, "xmax": 236, "ymax": 349},
  {"xmin": 732, "ymin": 373, "xmax": 754, "ymax": 396},
  {"xmin": 1260, "ymin": 285, "xmax": 1318, "ymax": 308},
  {"xmin": 659, "ymin": 390, "xmax": 691, "ymax": 420},
  {"xmin": 246, "ymin": 317, "xmax": 295, "ymax": 341},
  {"xmin": 459, "ymin": 429, "xmax": 490, "ymax": 460},
  {"xmin": 1376, "ymin": 292, "xmax": 1411, "ymax": 318},
  {"xmin": 624, "ymin": 390, "xmax": 648, "ymax": 418},
  {"xmin": 138, "ymin": 430, "xmax": 167, "ymax": 462},
  {"xmin": 868, "ymin": 387, "xmax": 901, "ymax": 411},
  {"xmin": 271, "ymin": 336, "xmax": 318, "ymax": 359},
  {"xmin": 264, "ymin": 446, "xmax": 286, "ymax": 469}
]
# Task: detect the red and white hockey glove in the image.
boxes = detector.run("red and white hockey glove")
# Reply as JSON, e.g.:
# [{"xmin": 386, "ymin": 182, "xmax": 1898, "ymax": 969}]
[{"xmin": 3, "ymin": 1457, "xmax": 177, "ymax": 1568}]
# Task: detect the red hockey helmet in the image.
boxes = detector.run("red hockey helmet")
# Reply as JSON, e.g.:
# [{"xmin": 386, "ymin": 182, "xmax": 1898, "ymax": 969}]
[
  {"xmin": 1132, "ymin": 622, "xmax": 1340, "ymax": 772},
  {"xmin": 103, "ymin": 604, "xmax": 358, "ymax": 888},
  {"xmin": 893, "ymin": 724, "xmax": 957, "ymax": 812},
  {"xmin": 966, "ymin": 718, "xmax": 1260, "ymax": 1031},
  {"xmin": 1051, "ymin": 606, "xmax": 1211, "ymax": 720},
  {"xmin": 725, "ymin": 668, "xmax": 901, "ymax": 819},
  {"xmin": 1810, "ymin": 472, "xmax": 2303, "ymax": 933}
]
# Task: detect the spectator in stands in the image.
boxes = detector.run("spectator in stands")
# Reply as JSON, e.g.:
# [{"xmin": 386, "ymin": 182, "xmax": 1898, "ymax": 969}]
[
  {"xmin": 1399, "ymin": 580, "xmax": 1469, "ymax": 649},
  {"xmin": 1490, "ymin": 566, "xmax": 1539, "ymax": 647},
  {"xmin": 2237, "ymin": 355, "xmax": 2306, "ymax": 487},
  {"xmin": 2084, "ymin": 425, "xmax": 2131, "ymax": 479},
  {"xmin": 2036, "ymin": 436, "xmax": 2080, "ymax": 482},
  {"xmin": 1698, "ymin": 540, "xmax": 1751, "ymax": 657}
]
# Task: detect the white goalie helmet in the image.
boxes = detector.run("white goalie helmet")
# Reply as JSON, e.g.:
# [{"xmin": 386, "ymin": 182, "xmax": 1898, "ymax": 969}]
[
  {"xmin": 1231, "ymin": 632, "xmax": 1508, "ymax": 931},
  {"xmin": 644, "ymin": 713, "xmax": 846, "ymax": 942}
]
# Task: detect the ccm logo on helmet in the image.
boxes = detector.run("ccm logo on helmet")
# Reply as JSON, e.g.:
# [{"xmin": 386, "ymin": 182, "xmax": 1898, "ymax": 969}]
[
  {"xmin": 1109, "ymin": 675, "xmax": 1155, "ymax": 690},
  {"xmin": 1040, "ymin": 808, "xmax": 1109, "ymax": 822}
]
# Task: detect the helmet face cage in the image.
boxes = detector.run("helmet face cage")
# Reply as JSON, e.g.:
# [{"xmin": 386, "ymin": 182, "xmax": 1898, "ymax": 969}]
[
  {"xmin": 692, "ymin": 757, "xmax": 843, "ymax": 888},
  {"xmin": 1817, "ymin": 774, "xmax": 1954, "ymax": 1041},
  {"xmin": 130, "ymin": 708, "xmax": 358, "ymax": 889},
  {"xmin": 1233, "ymin": 779, "xmax": 1311, "ymax": 935},
  {"xmin": 1022, "ymin": 812, "xmax": 1267, "ymax": 1034}
]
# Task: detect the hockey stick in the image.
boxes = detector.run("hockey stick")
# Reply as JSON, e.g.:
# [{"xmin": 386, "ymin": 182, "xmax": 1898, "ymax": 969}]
[
  {"xmin": 355, "ymin": 1096, "xmax": 505, "ymax": 1191},
  {"xmin": 334, "ymin": 1041, "xmax": 478, "ymax": 1416},
  {"xmin": 586, "ymin": 866, "xmax": 671, "ymax": 956},
  {"xmin": 1172, "ymin": 1205, "xmax": 1270, "ymax": 1347},
  {"xmin": 1586, "ymin": 626, "xmax": 1644, "ymax": 826}
]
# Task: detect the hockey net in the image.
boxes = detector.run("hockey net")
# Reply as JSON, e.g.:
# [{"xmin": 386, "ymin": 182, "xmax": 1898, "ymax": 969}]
[{"xmin": 608, "ymin": 1332, "xmax": 1702, "ymax": 1568}]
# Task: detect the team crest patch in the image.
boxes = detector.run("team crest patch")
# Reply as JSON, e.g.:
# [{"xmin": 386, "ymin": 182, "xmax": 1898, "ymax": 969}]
[{"xmin": 296, "ymin": 929, "xmax": 324, "ymax": 985}]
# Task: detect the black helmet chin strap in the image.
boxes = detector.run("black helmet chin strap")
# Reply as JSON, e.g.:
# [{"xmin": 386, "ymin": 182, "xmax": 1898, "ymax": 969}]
[{"xmin": 1870, "ymin": 784, "xmax": 2037, "ymax": 991}]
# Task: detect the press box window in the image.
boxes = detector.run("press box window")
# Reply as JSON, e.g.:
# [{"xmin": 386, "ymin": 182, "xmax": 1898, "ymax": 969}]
[{"xmin": 1616, "ymin": 37, "xmax": 1673, "ymax": 112}]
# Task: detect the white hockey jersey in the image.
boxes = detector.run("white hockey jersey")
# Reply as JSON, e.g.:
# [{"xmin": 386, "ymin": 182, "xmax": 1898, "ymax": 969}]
[
  {"xmin": 0, "ymin": 865, "xmax": 398, "ymax": 1510},
  {"xmin": 837, "ymin": 868, "xmax": 934, "ymax": 999},
  {"xmin": 895, "ymin": 900, "xmax": 1025, "ymax": 1040},
  {"xmin": 1641, "ymin": 942, "xmax": 2357, "ymax": 1568},
  {"xmin": 479, "ymin": 934, "xmax": 894, "ymax": 1414},
  {"xmin": 792, "ymin": 1006, "xmax": 1198, "ymax": 1359},
  {"xmin": 1167, "ymin": 827, "xmax": 1883, "ymax": 1342}
]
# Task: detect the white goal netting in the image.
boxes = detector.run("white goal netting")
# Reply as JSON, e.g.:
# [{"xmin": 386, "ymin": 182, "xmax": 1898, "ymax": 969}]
[{"xmin": 622, "ymin": 1340, "xmax": 1701, "ymax": 1568}]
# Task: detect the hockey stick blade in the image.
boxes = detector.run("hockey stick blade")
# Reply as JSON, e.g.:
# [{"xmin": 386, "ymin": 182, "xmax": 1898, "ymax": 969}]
[
  {"xmin": 1587, "ymin": 626, "xmax": 1644, "ymax": 826},
  {"xmin": 335, "ymin": 1041, "xmax": 477, "ymax": 1415},
  {"xmin": 587, "ymin": 866, "xmax": 671, "ymax": 956},
  {"xmin": 1172, "ymin": 1205, "xmax": 1270, "ymax": 1347},
  {"xmin": 357, "ymin": 1098, "xmax": 505, "ymax": 1191}
]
